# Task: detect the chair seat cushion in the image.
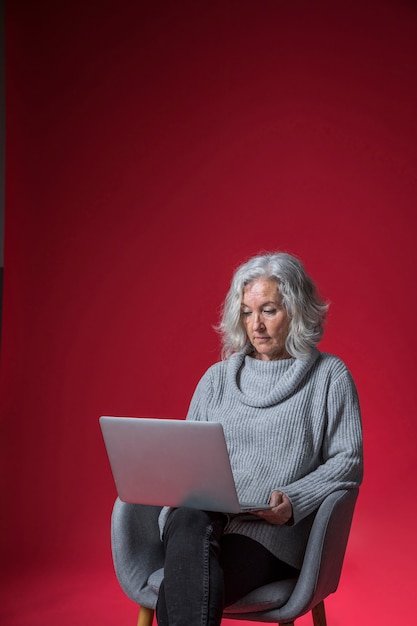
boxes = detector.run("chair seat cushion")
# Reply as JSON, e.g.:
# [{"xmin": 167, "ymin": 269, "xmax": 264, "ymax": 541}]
[
  {"xmin": 147, "ymin": 568, "xmax": 297, "ymax": 615},
  {"xmin": 224, "ymin": 578, "xmax": 297, "ymax": 614}
]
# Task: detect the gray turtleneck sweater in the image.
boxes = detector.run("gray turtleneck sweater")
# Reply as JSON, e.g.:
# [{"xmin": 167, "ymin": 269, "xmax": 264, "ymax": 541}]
[{"xmin": 159, "ymin": 347, "xmax": 363, "ymax": 569}]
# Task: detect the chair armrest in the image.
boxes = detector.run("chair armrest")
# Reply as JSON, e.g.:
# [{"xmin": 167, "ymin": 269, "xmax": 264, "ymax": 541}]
[
  {"xmin": 280, "ymin": 488, "xmax": 359, "ymax": 619},
  {"xmin": 111, "ymin": 498, "xmax": 164, "ymax": 607}
]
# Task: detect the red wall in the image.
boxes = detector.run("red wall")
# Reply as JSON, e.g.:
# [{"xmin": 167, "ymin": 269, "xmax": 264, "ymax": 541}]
[{"xmin": 2, "ymin": 1, "xmax": 417, "ymax": 623}]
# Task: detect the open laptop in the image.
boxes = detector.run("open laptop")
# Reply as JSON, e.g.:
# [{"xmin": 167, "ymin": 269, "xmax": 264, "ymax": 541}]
[{"xmin": 99, "ymin": 416, "xmax": 271, "ymax": 514}]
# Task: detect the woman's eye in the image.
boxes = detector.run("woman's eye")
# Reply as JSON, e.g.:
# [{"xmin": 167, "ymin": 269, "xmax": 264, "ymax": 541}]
[
  {"xmin": 241, "ymin": 310, "xmax": 251, "ymax": 317},
  {"xmin": 263, "ymin": 309, "xmax": 276, "ymax": 315}
]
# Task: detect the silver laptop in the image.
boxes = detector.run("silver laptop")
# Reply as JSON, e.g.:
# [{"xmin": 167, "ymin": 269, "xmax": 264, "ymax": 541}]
[{"xmin": 100, "ymin": 416, "xmax": 271, "ymax": 513}]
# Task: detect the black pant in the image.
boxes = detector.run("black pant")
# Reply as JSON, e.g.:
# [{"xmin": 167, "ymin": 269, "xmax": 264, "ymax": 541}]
[{"xmin": 156, "ymin": 507, "xmax": 299, "ymax": 626}]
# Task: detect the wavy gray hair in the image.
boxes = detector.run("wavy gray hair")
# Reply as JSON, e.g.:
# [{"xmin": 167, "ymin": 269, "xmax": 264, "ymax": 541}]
[{"xmin": 218, "ymin": 252, "xmax": 329, "ymax": 360}]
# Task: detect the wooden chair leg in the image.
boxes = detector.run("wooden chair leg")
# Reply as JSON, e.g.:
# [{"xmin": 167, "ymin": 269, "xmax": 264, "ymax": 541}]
[
  {"xmin": 137, "ymin": 605, "xmax": 155, "ymax": 626},
  {"xmin": 312, "ymin": 601, "xmax": 327, "ymax": 626}
]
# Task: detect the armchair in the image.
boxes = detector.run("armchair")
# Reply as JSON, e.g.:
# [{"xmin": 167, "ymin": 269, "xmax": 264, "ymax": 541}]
[{"xmin": 111, "ymin": 488, "xmax": 358, "ymax": 626}]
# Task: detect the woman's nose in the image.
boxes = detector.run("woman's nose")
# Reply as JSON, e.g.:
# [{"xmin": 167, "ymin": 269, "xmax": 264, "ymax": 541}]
[{"xmin": 252, "ymin": 314, "xmax": 265, "ymax": 330}]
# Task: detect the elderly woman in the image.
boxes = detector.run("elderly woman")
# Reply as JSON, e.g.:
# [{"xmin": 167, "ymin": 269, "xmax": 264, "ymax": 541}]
[{"xmin": 156, "ymin": 252, "xmax": 363, "ymax": 626}]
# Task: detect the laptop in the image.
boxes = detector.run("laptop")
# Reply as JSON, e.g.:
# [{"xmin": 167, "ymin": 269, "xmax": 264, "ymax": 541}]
[{"xmin": 99, "ymin": 416, "xmax": 271, "ymax": 514}]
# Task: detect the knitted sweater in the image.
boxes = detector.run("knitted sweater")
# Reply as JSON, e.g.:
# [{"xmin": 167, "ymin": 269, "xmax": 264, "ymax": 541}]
[{"xmin": 159, "ymin": 346, "xmax": 363, "ymax": 569}]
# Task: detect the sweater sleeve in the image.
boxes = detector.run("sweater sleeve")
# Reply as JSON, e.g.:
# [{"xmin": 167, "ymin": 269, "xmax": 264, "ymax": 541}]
[
  {"xmin": 280, "ymin": 369, "xmax": 364, "ymax": 524},
  {"xmin": 185, "ymin": 369, "xmax": 213, "ymax": 422}
]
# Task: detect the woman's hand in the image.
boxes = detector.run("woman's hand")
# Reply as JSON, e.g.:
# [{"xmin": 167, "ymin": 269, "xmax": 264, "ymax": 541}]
[{"xmin": 251, "ymin": 490, "xmax": 293, "ymax": 525}]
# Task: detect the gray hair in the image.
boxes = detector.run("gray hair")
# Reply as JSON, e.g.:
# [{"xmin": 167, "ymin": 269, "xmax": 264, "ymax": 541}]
[{"xmin": 218, "ymin": 252, "xmax": 329, "ymax": 360}]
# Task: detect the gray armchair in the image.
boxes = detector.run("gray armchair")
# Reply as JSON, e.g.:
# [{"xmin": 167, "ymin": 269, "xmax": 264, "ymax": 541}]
[{"xmin": 111, "ymin": 488, "xmax": 358, "ymax": 626}]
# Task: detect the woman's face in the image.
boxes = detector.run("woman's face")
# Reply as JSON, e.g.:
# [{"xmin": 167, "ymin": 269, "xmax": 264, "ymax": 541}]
[{"xmin": 241, "ymin": 278, "xmax": 290, "ymax": 361}]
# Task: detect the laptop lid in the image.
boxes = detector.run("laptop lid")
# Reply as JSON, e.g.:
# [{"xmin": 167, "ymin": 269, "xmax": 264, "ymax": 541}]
[{"xmin": 100, "ymin": 416, "xmax": 246, "ymax": 513}]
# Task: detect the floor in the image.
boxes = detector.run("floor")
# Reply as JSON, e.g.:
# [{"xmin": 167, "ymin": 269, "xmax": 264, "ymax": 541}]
[{"xmin": 1, "ymin": 566, "xmax": 138, "ymax": 626}]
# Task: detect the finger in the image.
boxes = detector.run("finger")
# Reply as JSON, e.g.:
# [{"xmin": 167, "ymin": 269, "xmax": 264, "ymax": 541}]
[{"xmin": 269, "ymin": 491, "xmax": 283, "ymax": 508}]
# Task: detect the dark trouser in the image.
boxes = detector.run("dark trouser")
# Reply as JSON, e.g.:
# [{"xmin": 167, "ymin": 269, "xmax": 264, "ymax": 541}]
[{"xmin": 156, "ymin": 507, "xmax": 299, "ymax": 626}]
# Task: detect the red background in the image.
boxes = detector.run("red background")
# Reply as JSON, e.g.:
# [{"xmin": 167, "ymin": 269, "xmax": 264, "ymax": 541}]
[{"xmin": 1, "ymin": 1, "xmax": 417, "ymax": 624}]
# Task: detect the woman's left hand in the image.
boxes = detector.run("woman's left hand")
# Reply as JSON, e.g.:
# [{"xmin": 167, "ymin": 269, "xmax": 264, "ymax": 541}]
[{"xmin": 251, "ymin": 490, "xmax": 293, "ymax": 525}]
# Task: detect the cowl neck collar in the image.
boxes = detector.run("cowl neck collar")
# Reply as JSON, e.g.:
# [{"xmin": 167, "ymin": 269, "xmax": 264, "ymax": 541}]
[{"xmin": 227, "ymin": 345, "xmax": 320, "ymax": 408}]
